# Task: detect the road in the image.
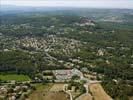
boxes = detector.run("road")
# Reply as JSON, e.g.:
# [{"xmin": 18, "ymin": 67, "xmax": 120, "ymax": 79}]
[{"xmin": 63, "ymin": 84, "xmax": 73, "ymax": 100}]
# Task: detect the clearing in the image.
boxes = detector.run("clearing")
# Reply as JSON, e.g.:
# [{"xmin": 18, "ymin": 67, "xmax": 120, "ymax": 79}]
[
  {"xmin": 42, "ymin": 92, "xmax": 69, "ymax": 100},
  {"xmin": 28, "ymin": 83, "xmax": 69, "ymax": 100},
  {"xmin": 50, "ymin": 83, "xmax": 64, "ymax": 91},
  {"xmin": 89, "ymin": 83, "xmax": 112, "ymax": 100},
  {"xmin": 28, "ymin": 83, "xmax": 53, "ymax": 100}
]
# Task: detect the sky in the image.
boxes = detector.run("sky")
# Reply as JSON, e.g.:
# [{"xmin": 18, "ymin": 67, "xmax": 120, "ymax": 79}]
[{"xmin": 1, "ymin": 0, "xmax": 133, "ymax": 9}]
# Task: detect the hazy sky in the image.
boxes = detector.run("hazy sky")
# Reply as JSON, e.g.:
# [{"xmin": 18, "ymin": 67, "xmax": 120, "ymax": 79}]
[{"xmin": 1, "ymin": 0, "xmax": 133, "ymax": 9}]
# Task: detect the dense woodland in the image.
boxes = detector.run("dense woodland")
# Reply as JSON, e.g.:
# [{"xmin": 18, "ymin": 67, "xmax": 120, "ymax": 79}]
[{"xmin": 0, "ymin": 9, "xmax": 133, "ymax": 99}]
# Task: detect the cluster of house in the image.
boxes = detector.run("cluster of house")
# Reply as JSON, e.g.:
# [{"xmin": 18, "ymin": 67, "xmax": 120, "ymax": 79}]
[
  {"xmin": 75, "ymin": 17, "xmax": 95, "ymax": 27},
  {"xmin": 0, "ymin": 82, "xmax": 33, "ymax": 100}
]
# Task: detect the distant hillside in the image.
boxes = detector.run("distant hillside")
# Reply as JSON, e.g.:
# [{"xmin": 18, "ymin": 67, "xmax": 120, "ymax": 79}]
[{"xmin": 1, "ymin": 5, "xmax": 133, "ymax": 24}]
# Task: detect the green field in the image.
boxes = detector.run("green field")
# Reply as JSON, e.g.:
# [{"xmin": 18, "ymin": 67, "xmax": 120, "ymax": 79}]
[
  {"xmin": 0, "ymin": 74, "xmax": 31, "ymax": 81},
  {"xmin": 33, "ymin": 83, "xmax": 53, "ymax": 90},
  {"xmin": 28, "ymin": 83, "xmax": 53, "ymax": 99}
]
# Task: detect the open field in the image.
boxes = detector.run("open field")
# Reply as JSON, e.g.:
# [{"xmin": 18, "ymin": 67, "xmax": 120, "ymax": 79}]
[
  {"xmin": 75, "ymin": 93, "xmax": 92, "ymax": 100},
  {"xmin": 42, "ymin": 92, "xmax": 69, "ymax": 100},
  {"xmin": 28, "ymin": 83, "xmax": 69, "ymax": 100},
  {"xmin": 89, "ymin": 83, "xmax": 112, "ymax": 100},
  {"xmin": 0, "ymin": 74, "xmax": 31, "ymax": 81},
  {"xmin": 28, "ymin": 83, "xmax": 53, "ymax": 100},
  {"xmin": 50, "ymin": 83, "xmax": 64, "ymax": 91},
  {"xmin": 33, "ymin": 83, "xmax": 53, "ymax": 90}
]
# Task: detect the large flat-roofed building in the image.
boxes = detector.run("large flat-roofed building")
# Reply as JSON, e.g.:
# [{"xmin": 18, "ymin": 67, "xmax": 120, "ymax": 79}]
[
  {"xmin": 53, "ymin": 69, "xmax": 72, "ymax": 81},
  {"xmin": 53, "ymin": 68, "xmax": 83, "ymax": 81}
]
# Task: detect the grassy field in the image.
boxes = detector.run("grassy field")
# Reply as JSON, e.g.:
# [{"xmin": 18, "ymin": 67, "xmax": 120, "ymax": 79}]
[
  {"xmin": 50, "ymin": 83, "xmax": 64, "ymax": 91},
  {"xmin": 33, "ymin": 83, "xmax": 53, "ymax": 90},
  {"xmin": 0, "ymin": 74, "xmax": 31, "ymax": 81},
  {"xmin": 42, "ymin": 92, "xmax": 69, "ymax": 100},
  {"xmin": 28, "ymin": 83, "xmax": 53, "ymax": 100},
  {"xmin": 89, "ymin": 83, "xmax": 112, "ymax": 100},
  {"xmin": 28, "ymin": 83, "xmax": 69, "ymax": 100}
]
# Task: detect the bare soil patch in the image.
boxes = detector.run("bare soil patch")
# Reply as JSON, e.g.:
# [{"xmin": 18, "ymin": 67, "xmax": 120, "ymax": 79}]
[
  {"xmin": 43, "ymin": 92, "xmax": 69, "ymax": 100},
  {"xmin": 50, "ymin": 83, "xmax": 64, "ymax": 91},
  {"xmin": 75, "ymin": 93, "xmax": 93, "ymax": 100},
  {"xmin": 89, "ymin": 83, "xmax": 112, "ymax": 100}
]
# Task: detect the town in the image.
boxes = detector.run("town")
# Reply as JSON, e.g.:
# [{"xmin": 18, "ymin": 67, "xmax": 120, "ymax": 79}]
[
  {"xmin": 0, "ymin": 7, "xmax": 133, "ymax": 100},
  {"xmin": 0, "ymin": 67, "xmax": 108, "ymax": 100}
]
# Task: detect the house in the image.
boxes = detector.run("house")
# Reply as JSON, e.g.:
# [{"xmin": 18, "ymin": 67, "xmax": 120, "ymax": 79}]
[
  {"xmin": 97, "ymin": 49, "xmax": 105, "ymax": 56},
  {"xmin": 77, "ymin": 17, "xmax": 95, "ymax": 26},
  {"xmin": 9, "ymin": 95, "xmax": 16, "ymax": 100},
  {"xmin": 0, "ymin": 86, "xmax": 8, "ymax": 94},
  {"xmin": 81, "ymin": 67, "xmax": 88, "ymax": 73},
  {"xmin": 14, "ymin": 86, "xmax": 21, "ymax": 92}
]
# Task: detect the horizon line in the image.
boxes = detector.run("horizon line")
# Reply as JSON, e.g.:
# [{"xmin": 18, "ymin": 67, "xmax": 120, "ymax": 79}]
[{"xmin": 1, "ymin": 0, "xmax": 133, "ymax": 9}]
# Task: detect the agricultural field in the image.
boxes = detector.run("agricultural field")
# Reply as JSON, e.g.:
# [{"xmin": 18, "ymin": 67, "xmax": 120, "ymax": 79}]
[
  {"xmin": 28, "ymin": 83, "xmax": 53, "ymax": 100},
  {"xmin": 42, "ymin": 92, "xmax": 69, "ymax": 100},
  {"xmin": 89, "ymin": 83, "xmax": 112, "ymax": 100},
  {"xmin": 28, "ymin": 83, "xmax": 69, "ymax": 100},
  {"xmin": 0, "ymin": 74, "xmax": 31, "ymax": 81},
  {"xmin": 50, "ymin": 83, "xmax": 64, "ymax": 91}
]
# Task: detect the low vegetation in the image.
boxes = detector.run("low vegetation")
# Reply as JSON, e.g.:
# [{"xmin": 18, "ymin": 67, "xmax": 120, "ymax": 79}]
[{"xmin": 0, "ymin": 74, "xmax": 31, "ymax": 81}]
